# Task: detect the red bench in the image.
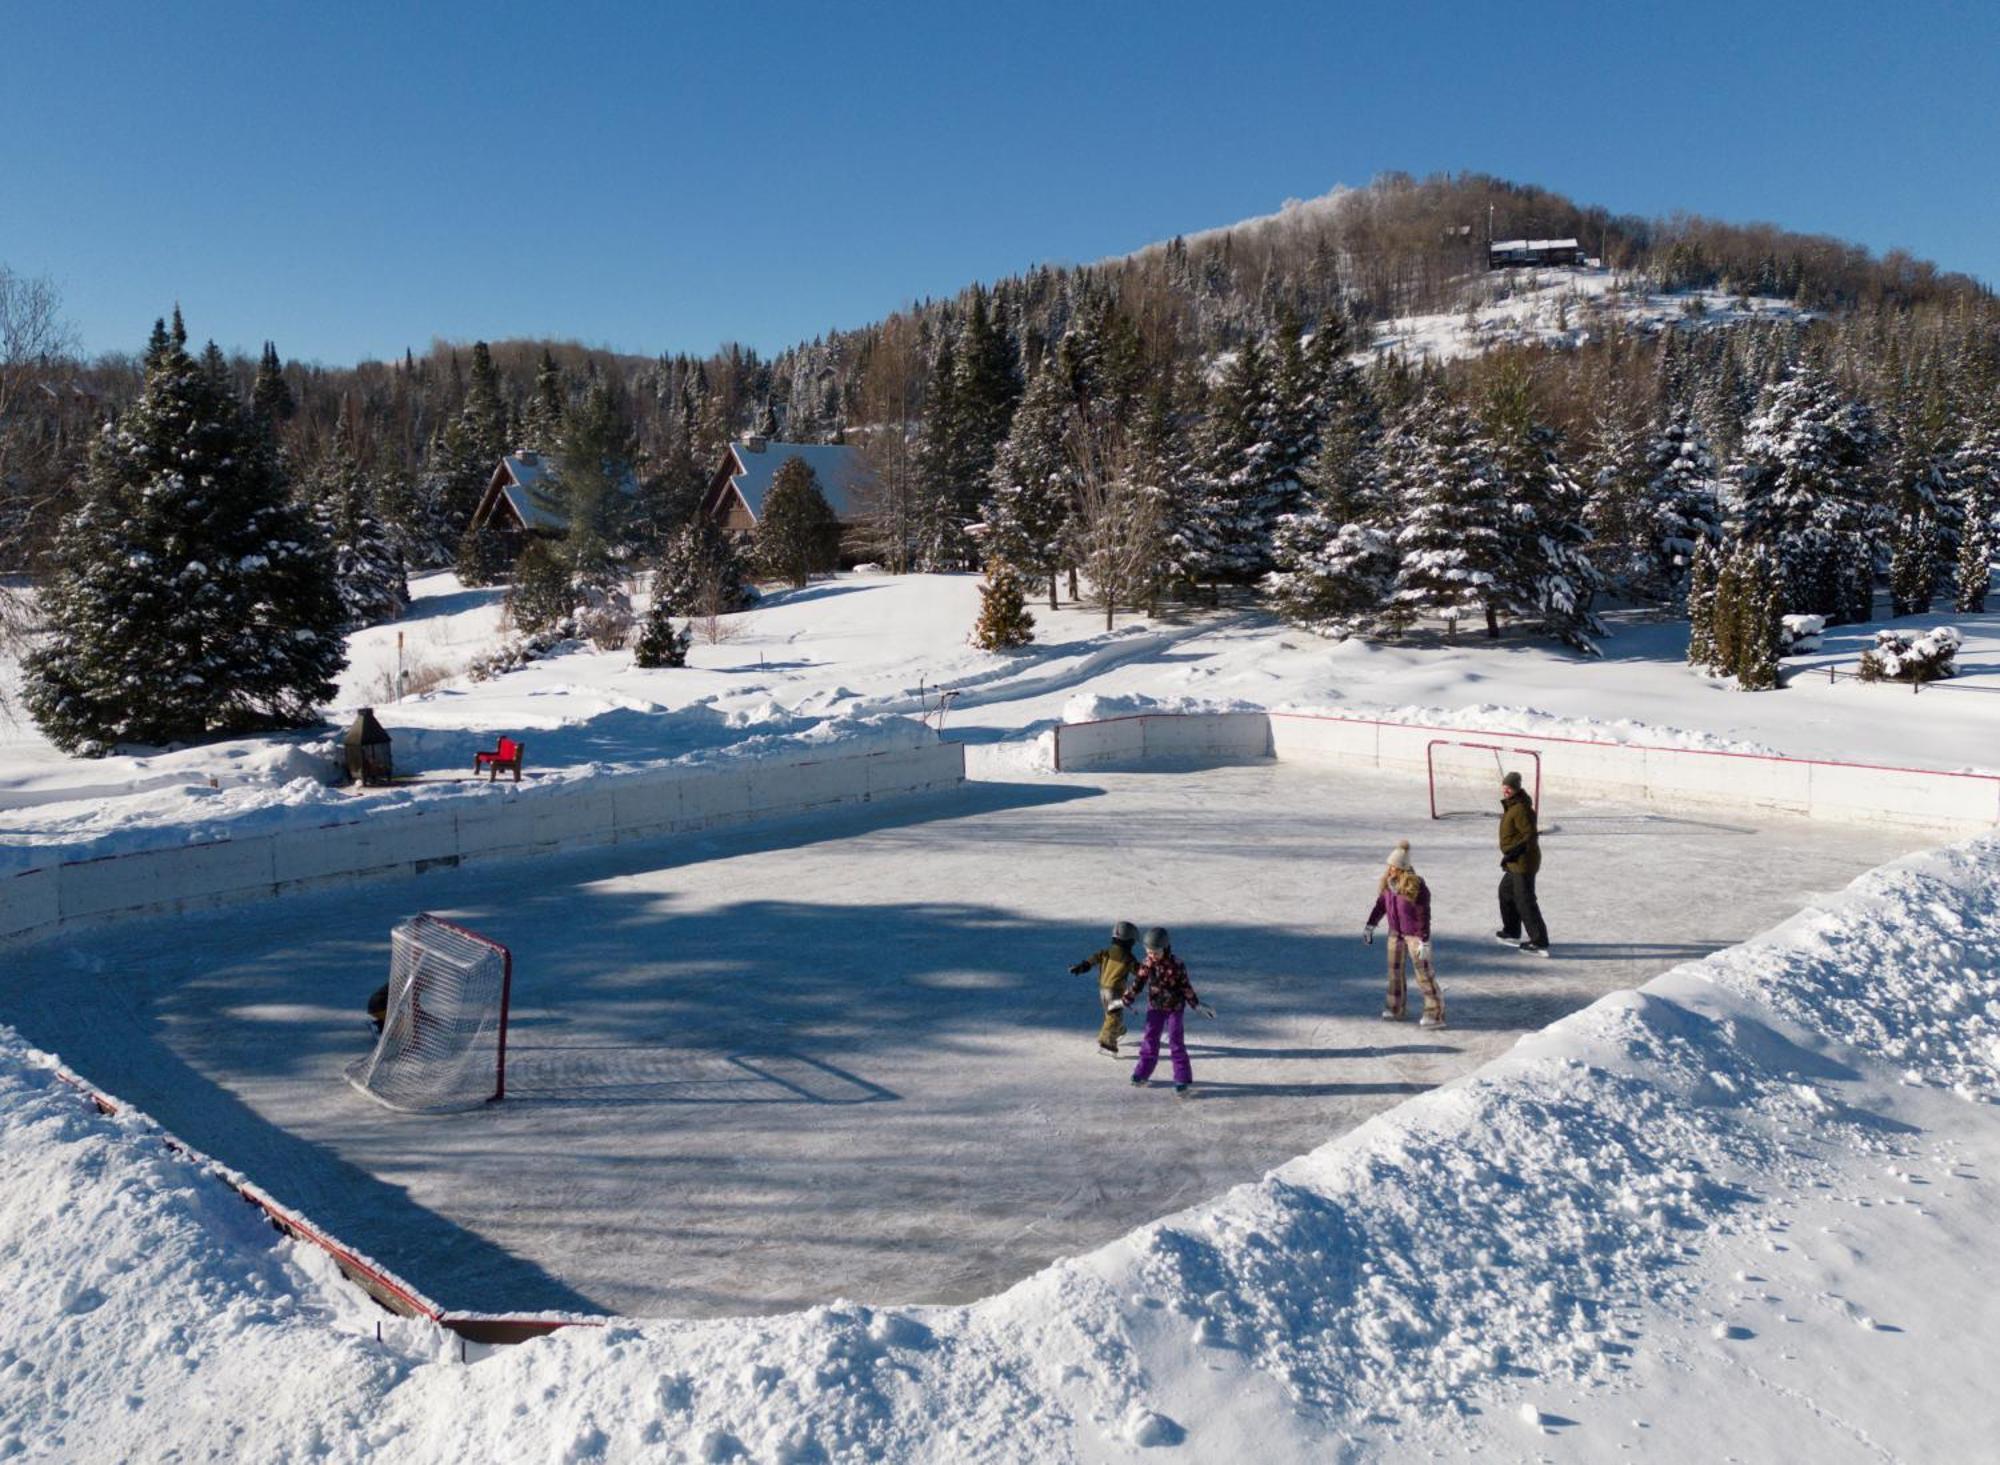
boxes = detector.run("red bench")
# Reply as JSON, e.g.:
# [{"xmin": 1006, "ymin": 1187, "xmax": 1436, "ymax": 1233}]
[{"xmin": 473, "ymin": 737, "xmax": 525, "ymax": 783}]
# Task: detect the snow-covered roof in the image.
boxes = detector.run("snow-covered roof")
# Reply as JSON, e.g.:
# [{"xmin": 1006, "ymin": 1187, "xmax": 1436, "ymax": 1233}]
[
  {"xmin": 723, "ymin": 439, "xmax": 869, "ymax": 522},
  {"xmin": 482, "ymin": 452, "xmax": 638, "ymax": 534},
  {"xmin": 1489, "ymin": 238, "xmax": 1582, "ymax": 253}
]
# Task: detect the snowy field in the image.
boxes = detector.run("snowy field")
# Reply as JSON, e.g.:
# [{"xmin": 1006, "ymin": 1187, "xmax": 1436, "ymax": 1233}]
[{"xmin": 0, "ymin": 761, "xmax": 1924, "ymax": 1320}]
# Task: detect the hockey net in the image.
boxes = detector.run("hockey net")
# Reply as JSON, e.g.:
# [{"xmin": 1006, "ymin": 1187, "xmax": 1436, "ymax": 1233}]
[
  {"xmin": 1427, "ymin": 740, "xmax": 1543, "ymax": 821},
  {"xmin": 346, "ymin": 915, "xmax": 512, "ymax": 1113}
]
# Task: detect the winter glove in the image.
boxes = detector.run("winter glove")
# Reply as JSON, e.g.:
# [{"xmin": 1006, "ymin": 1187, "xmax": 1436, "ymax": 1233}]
[
  {"xmin": 1197, "ymin": 1004, "xmax": 1217, "ymax": 1019},
  {"xmin": 1363, "ymin": 926, "xmax": 1375, "ymax": 945},
  {"xmin": 1411, "ymin": 941, "xmax": 1430, "ymax": 964},
  {"xmin": 1068, "ymin": 961, "xmax": 1091, "ymax": 975},
  {"xmin": 1500, "ymin": 856, "xmax": 1511, "ymax": 869}
]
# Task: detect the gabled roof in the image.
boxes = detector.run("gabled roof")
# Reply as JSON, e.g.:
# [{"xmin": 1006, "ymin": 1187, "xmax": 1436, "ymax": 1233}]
[
  {"xmin": 474, "ymin": 451, "xmax": 638, "ymax": 534},
  {"xmin": 722, "ymin": 440, "xmax": 869, "ymax": 522}
]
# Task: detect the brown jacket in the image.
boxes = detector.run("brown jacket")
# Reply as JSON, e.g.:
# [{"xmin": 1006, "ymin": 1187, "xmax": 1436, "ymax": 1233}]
[{"xmin": 1499, "ymin": 794, "xmax": 1541, "ymax": 875}]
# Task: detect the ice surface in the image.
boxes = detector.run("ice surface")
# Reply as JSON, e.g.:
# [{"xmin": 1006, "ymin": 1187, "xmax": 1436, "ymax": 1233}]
[{"xmin": 0, "ymin": 762, "xmax": 1920, "ymax": 1319}]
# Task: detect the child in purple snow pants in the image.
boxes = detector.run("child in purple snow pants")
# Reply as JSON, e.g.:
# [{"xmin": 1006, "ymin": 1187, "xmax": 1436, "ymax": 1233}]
[
  {"xmin": 1131, "ymin": 1006, "xmax": 1193, "ymax": 1086},
  {"xmin": 1122, "ymin": 927, "xmax": 1204, "ymax": 1094}
]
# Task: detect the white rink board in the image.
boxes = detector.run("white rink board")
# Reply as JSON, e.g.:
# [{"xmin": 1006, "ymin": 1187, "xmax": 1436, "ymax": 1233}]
[
  {"xmin": 1061, "ymin": 711, "xmax": 2000, "ymax": 835},
  {"xmin": 0, "ymin": 742, "xmax": 965, "ymax": 945}
]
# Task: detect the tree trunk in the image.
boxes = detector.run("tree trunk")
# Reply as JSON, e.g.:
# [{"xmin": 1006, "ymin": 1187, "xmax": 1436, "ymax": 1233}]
[
  {"xmin": 1485, "ymin": 603, "xmax": 1500, "ymax": 639},
  {"xmin": 1068, "ymin": 566, "xmax": 1079, "ymax": 602},
  {"xmin": 1105, "ymin": 592, "xmax": 1115, "ymax": 631},
  {"xmin": 1048, "ymin": 573, "xmax": 1059, "ymax": 611}
]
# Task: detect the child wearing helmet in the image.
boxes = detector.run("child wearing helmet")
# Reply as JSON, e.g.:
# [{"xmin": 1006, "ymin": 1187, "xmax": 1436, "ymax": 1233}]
[
  {"xmin": 1121, "ymin": 926, "xmax": 1210, "ymax": 1098},
  {"xmin": 1069, "ymin": 920, "xmax": 1142, "ymax": 1057},
  {"xmin": 1363, "ymin": 840, "xmax": 1446, "ymax": 1028}
]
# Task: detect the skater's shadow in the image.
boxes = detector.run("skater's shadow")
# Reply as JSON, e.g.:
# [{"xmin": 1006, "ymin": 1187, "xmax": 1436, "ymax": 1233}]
[
  {"xmin": 1189, "ymin": 1079, "xmax": 1436, "ymax": 1100},
  {"xmin": 1536, "ymin": 941, "xmax": 1728, "ymax": 961},
  {"xmin": 1184, "ymin": 1043, "xmax": 1459, "ymax": 1061}
]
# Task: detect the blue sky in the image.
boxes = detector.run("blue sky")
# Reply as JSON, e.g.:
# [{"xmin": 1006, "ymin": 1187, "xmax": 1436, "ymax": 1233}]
[{"xmin": 4, "ymin": 1, "xmax": 1994, "ymax": 366}]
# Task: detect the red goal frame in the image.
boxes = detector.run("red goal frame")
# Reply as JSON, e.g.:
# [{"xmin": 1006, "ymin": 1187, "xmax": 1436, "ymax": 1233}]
[{"xmin": 1426, "ymin": 740, "xmax": 1543, "ymax": 821}]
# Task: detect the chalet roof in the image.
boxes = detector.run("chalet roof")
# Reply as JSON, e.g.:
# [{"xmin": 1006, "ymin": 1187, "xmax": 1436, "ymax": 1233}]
[
  {"xmin": 723, "ymin": 439, "xmax": 869, "ymax": 522},
  {"xmin": 478, "ymin": 451, "xmax": 637, "ymax": 534}
]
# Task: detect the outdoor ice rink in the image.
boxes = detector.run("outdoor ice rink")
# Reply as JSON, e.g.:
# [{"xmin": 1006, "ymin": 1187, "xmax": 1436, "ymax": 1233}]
[{"xmin": 0, "ymin": 760, "xmax": 1925, "ymax": 1319}]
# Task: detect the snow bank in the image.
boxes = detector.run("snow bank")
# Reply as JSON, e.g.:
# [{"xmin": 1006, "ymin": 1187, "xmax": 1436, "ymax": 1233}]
[{"xmin": 5, "ymin": 831, "xmax": 1994, "ymax": 1460}]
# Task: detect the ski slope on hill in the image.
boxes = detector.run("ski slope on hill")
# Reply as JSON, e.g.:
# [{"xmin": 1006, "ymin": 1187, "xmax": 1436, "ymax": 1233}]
[{"xmin": 2, "ymin": 826, "xmax": 1993, "ymax": 1461}]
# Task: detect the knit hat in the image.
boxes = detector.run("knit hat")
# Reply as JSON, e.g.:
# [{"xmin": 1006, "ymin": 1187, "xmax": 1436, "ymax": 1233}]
[
  {"xmin": 1501, "ymin": 771, "xmax": 1524, "ymax": 792},
  {"xmin": 1385, "ymin": 839, "xmax": 1412, "ymax": 870}
]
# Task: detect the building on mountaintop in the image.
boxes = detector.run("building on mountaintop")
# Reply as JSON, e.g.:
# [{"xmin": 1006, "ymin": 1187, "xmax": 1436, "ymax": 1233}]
[{"xmin": 1488, "ymin": 238, "xmax": 1590, "ymax": 269}]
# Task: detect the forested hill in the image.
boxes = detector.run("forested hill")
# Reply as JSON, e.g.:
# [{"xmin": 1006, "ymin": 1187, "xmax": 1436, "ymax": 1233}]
[{"xmin": 4, "ymin": 173, "xmax": 1996, "ymax": 636}]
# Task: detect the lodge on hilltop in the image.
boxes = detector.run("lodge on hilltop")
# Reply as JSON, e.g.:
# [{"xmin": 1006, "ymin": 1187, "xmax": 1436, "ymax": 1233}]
[{"xmin": 1487, "ymin": 237, "xmax": 1590, "ymax": 270}]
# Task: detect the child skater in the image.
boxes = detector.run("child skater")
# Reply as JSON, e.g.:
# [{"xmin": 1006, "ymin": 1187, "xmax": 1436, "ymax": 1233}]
[
  {"xmin": 1121, "ymin": 927, "xmax": 1212, "ymax": 1098},
  {"xmin": 1363, "ymin": 840, "xmax": 1447, "ymax": 1029},
  {"xmin": 1069, "ymin": 920, "xmax": 1142, "ymax": 1057}
]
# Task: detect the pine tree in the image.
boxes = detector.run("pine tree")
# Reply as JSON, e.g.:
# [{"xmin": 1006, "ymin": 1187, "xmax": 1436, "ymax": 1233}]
[
  {"xmin": 1638, "ymin": 405, "xmax": 1721, "ymax": 598},
  {"xmin": 1686, "ymin": 536, "xmax": 1719, "ymax": 670},
  {"xmin": 632, "ymin": 610, "xmax": 692, "ymax": 668},
  {"xmin": 911, "ymin": 331, "xmax": 963, "ymax": 569},
  {"xmin": 1735, "ymin": 546, "xmax": 1784, "ymax": 691},
  {"xmin": 1385, "ymin": 398, "xmax": 1511, "ymax": 637},
  {"xmin": 1889, "ymin": 511, "xmax": 1940, "ymax": 617},
  {"xmin": 251, "ymin": 342, "xmax": 294, "ymax": 432},
  {"xmin": 25, "ymin": 312, "xmax": 346, "ymax": 753},
  {"xmin": 970, "ymin": 562, "xmax": 1035, "ymax": 649},
  {"xmin": 521, "ymin": 349, "xmax": 566, "ymax": 455},
  {"xmin": 1726, "ymin": 364, "xmax": 1879, "ymax": 621},
  {"xmin": 1710, "ymin": 544, "xmax": 1744, "ymax": 677},
  {"xmin": 552, "ymin": 378, "xmax": 633, "ymax": 593},
  {"xmin": 651, "ymin": 517, "xmax": 751, "ymax": 621},
  {"xmin": 1481, "ymin": 363, "xmax": 1603, "ymax": 652},
  {"xmin": 982, "ymin": 361, "xmax": 1074, "ymax": 608},
  {"xmin": 1188, "ymin": 334, "xmax": 1286, "ymax": 586},
  {"xmin": 506, "ymin": 538, "xmax": 575, "ymax": 633},
  {"xmin": 454, "ymin": 522, "xmax": 507, "ymax": 587},
  {"xmin": 1952, "ymin": 425, "xmax": 1996, "ymax": 613},
  {"xmin": 755, "ymin": 456, "xmax": 840, "ymax": 587},
  {"xmin": 461, "ymin": 341, "xmax": 510, "ymax": 465},
  {"xmin": 310, "ymin": 447, "xmax": 410, "ymax": 628}
]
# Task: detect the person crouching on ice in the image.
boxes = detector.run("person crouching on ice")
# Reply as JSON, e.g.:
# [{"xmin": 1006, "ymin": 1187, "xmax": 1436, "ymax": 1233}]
[
  {"xmin": 1069, "ymin": 920, "xmax": 1142, "ymax": 1057},
  {"xmin": 1364, "ymin": 840, "xmax": 1446, "ymax": 1029},
  {"xmin": 1122, "ymin": 927, "xmax": 1211, "ymax": 1098}
]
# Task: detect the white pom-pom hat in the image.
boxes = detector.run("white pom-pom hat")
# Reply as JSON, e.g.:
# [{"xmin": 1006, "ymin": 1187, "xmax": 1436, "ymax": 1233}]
[{"xmin": 1385, "ymin": 840, "xmax": 1412, "ymax": 869}]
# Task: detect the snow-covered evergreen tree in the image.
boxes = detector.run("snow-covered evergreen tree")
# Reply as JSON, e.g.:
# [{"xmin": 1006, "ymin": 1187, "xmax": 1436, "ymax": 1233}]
[
  {"xmin": 1736, "ymin": 545, "xmax": 1784, "ymax": 691},
  {"xmin": 1384, "ymin": 398, "xmax": 1511, "ymax": 637},
  {"xmin": 1686, "ymin": 536, "xmax": 1719, "ymax": 670},
  {"xmin": 1889, "ymin": 511, "xmax": 1940, "ymax": 617},
  {"xmin": 1481, "ymin": 366, "xmax": 1603, "ymax": 652},
  {"xmin": 250, "ymin": 341, "xmax": 293, "ymax": 432},
  {"xmin": 651, "ymin": 517, "xmax": 751, "ymax": 621},
  {"xmin": 1638, "ymin": 405, "xmax": 1721, "ymax": 598},
  {"xmin": 25, "ymin": 312, "xmax": 346, "ymax": 753},
  {"xmin": 1952, "ymin": 425, "xmax": 1995, "ymax": 612},
  {"xmin": 552, "ymin": 378, "xmax": 633, "ymax": 594},
  {"xmin": 755, "ymin": 457, "xmax": 840, "ymax": 587},
  {"xmin": 520, "ymin": 348, "xmax": 567, "ymax": 455},
  {"xmin": 970, "ymin": 562, "xmax": 1034, "ymax": 649},
  {"xmin": 309, "ymin": 447, "xmax": 409, "ymax": 628},
  {"xmin": 1187, "ymin": 334, "xmax": 1287, "ymax": 586},
  {"xmin": 1725, "ymin": 364, "xmax": 1880, "ymax": 622},
  {"xmin": 982, "ymin": 360, "xmax": 1074, "ymax": 608},
  {"xmin": 632, "ymin": 611, "xmax": 691, "ymax": 668}
]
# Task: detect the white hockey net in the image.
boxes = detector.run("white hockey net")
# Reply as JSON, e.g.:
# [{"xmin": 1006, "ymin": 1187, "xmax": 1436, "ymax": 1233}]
[
  {"xmin": 346, "ymin": 915, "xmax": 512, "ymax": 1113},
  {"xmin": 1427, "ymin": 740, "xmax": 1542, "ymax": 820}
]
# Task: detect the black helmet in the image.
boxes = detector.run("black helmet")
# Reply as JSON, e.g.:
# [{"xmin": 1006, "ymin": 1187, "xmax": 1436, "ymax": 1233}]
[
  {"xmin": 1143, "ymin": 926, "xmax": 1170, "ymax": 952},
  {"xmin": 1112, "ymin": 920, "xmax": 1138, "ymax": 943}
]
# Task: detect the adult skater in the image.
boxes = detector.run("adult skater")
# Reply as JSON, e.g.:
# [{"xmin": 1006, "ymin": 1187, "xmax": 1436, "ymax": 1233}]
[
  {"xmin": 1363, "ymin": 840, "xmax": 1446, "ymax": 1027},
  {"xmin": 1496, "ymin": 771, "xmax": 1550, "ymax": 954},
  {"xmin": 1069, "ymin": 920, "xmax": 1142, "ymax": 1057},
  {"xmin": 1121, "ymin": 927, "xmax": 1211, "ymax": 1098}
]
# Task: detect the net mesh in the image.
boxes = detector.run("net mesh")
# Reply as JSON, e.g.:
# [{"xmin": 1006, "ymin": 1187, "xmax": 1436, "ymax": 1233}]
[
  {"xmin": 346, "ymin": 915, "xmax": 510, "ymax": 1113},
  {"xmin": 1429, "ymin": 742, "xmax": 1539, "ymax": 820}
]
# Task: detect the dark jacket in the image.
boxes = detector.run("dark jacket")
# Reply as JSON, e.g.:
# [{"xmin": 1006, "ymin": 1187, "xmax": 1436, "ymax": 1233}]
[
  {"xmin": 1128, "ymin": 951, "xmax": 1198, "ymax": 1013},
  {"xmin": 1499, "ymin": 793, "xmax": 1541, "ymax": 875}
]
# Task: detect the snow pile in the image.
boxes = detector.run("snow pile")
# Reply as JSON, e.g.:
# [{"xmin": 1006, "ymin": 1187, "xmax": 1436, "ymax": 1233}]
[
  {"xmin": 1060, "ymin": 690, "xmax": 1267, "ymax": 725},
  {"xmin": 1860, "ymin": 625, "xmax": 1962, "ymax": 683},
  {"xmin": 1779, "ymin": 613, "xmax": 1826, "ymax": 655},
  {"xmin": 4, "ymin": 831, "xmax": 1994, "ymax": 1458},
  {"xmin": 0, "ymin": 707, "xmax": 934, "ymax": 873}
]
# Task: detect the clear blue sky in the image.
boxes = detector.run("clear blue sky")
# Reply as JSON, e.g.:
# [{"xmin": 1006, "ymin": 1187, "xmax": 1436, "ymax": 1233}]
[{"xmin": 5, "ymin": 1, "xmax": 1994, "ymax": 366}]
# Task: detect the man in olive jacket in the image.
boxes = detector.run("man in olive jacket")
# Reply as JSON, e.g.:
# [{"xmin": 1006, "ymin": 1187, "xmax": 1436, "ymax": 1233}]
[{"xmin": 1496, "ymin": 771, "xmax": 1550, "ymax": 953}]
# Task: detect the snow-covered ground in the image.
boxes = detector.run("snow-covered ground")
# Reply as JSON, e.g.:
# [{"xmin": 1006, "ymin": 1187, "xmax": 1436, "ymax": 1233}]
[
  {"xmin": 2, "ymin": 569, "xmax": 1997, "ymax": 1461},
  {"xmin": 3, "ymin": 569, "xmax": 1997, "ymax": 867}
]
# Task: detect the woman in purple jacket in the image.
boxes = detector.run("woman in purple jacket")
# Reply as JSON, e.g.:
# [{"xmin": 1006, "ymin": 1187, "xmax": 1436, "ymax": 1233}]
[{"xmin": 1363, "ymin": 840, "xmax": 1447, "ymax": 1029}]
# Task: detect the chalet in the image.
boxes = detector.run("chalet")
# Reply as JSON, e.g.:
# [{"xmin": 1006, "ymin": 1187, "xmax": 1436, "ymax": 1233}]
[
  {"xmin": 1487, "ymin": 238, "xmax": 1589, "ymax": 270},
  {"xmin": 467, "ymin": 450, "xmax": 638, "ymax": 545},
  {"xmin": 701, "ymin": 435, "xmax": 870, "ymax": 538}
]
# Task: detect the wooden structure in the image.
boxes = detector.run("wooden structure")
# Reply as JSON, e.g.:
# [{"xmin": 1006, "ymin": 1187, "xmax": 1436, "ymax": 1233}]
[
  {"xmin": 700, "ymin": 435, "xmax": 871, "ymax": 541},
  {"xmin": 474, "ymin": 736, "xmax": 525, "ymax": 783},
  {"xmin": 467, "ymin": 451, "xmax": 639, "ymax": 550},
  {"xmin": 1487, "ymin": 238, "xmax": 1589, "ymax": 270}
]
